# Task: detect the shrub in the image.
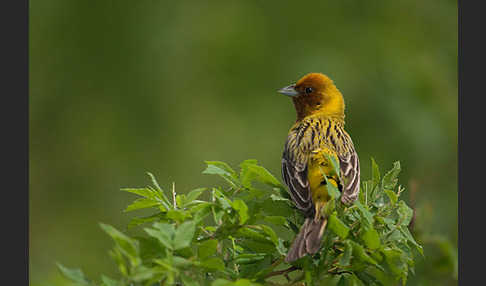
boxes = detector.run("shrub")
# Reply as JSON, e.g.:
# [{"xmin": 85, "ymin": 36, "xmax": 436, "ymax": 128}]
[{"xmin": 58, "ymin": 158, "xmax": 423, "ymax": 286}]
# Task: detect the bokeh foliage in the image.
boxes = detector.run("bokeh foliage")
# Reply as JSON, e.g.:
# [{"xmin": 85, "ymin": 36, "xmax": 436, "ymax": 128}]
[{"xmin": 30, "ymin": 0, "xmax": 457, "ymax": 285}]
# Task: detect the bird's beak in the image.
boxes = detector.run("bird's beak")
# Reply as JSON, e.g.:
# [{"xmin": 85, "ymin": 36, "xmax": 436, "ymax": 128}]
[{"xmin": 277, "ymin": 84, "xmax": 298, "ymax": 97}]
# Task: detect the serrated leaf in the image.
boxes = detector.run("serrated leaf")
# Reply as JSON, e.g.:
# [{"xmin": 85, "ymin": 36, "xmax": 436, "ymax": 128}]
[
  {"xmin": 173, "ymin": 221, "xmax": 196, "ymax": 250},
  {"xmin": 56, "ymin": 263, "xmax": 91, "ymax": 285},
  {"xmin": 328, "ymin": 212, "xmax": 350, "ymax": 239},
  {"xmin": 198, "ymin": 239, "xmax": 218, "ymax": 259}
]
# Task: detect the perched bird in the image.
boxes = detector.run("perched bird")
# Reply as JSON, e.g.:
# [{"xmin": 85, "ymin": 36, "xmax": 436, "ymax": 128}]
[{"xmin": 279, "ymin": 73, "xmax": 360, "ymax": 263}]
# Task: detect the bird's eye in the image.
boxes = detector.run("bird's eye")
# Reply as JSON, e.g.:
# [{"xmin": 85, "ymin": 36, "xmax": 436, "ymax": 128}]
[{"xmin": 305, "ymin": 87, "xmax": 313, "ymax": 94}]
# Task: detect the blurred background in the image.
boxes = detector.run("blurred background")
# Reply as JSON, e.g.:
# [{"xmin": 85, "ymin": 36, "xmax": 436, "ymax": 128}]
[{"xmin": 29, "ymin": 0, "xmax": 457, "ymax": 285}]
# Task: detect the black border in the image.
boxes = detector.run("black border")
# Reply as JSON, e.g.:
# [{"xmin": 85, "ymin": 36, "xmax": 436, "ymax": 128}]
[
  {"xmin": 458, "ymin": 0, "xmax": 486, "ymax": 285},
  {"xmin": 2, "ymin": 0, "xmax": 29, "ymax": 284}
]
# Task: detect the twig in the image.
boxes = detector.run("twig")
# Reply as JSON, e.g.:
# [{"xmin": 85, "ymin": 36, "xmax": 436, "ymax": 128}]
[
  {"xmin": 172, "ymin": 182, "xmax": 177, "ymax": 209},
  {"xmin": 265, "ymin": 266, "xmax": 299, "ymax": 279}
]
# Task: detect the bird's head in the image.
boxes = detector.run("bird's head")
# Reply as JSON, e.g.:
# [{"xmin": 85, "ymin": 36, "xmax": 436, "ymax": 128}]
[{"xmin": 278, "ymin": 73, "xmax": 345, "ymax": 122}]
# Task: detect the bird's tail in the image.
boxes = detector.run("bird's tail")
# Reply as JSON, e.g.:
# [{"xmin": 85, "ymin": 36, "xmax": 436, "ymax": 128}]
[{"xmin": 285, "ymin": 217, "xmax": 328, "ymax": 263}]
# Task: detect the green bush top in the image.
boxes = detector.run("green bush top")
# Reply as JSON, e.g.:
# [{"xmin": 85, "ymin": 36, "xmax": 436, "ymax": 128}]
[{"xmin": 58, "ymin": 158, "xmax": 423, "ymax": 286}]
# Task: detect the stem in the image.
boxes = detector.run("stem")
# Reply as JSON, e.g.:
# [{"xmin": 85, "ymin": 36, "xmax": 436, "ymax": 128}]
[
  {"xmin": 265, "ymin": 266, "xmax": 299, "ymax": 279},
  {"xmin": 172, "ymin": 182, "xmax": 177, "ymax": 209}
]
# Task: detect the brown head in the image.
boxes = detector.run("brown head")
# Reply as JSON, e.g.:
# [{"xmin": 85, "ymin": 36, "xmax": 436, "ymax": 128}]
[{"xmin": 278, "ymin": 73, "xmax": 345, "ymax": 122}]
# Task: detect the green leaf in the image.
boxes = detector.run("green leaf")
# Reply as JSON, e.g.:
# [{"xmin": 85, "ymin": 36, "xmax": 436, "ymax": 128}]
[
  {"xmin": 232, "ymin": 199, "xmax": 249, "ymax": 225},
  {"xmin": 371, "ymin": 157, "xmax": 381, "ymax": 189},
  {"xmin": 120, "ymin": 187, "xmax": 154, "ymax": 198},
  {"xmin": 328, "ymin": 212, "xmax": 350, "ymax": 239},
  {"xmin": 349, "ymin": 241, "xmax": 380, "ymax": 267},
  {"xmin": 239, "ymin": 159, "xmax": 282, "ymax": 188},
  {"xmin": 360, "ymin": 225, "xmax": 381, "ymax": 250},
  {"xmin": 339, "ymin": 240, "xmax": 353, "ymax": 266},
  {"xmin": 235, "ymin": 227, "xmax": 269, "ymax": 243},
  {"xmin": 146, "ymin": 172, "xmax": 171, "ymax": 207},
  {"xmin": 191, "ymin": 202, "xmax": 213, "ymax": 222},
  {"xmin": 99, "ymin": 223, "xmax": 140, "ymax": 266},
  {"xmin": 258, "ymin": 224, "xmax": 279, "ymax": 245},
  {"xmin": 145, "ymin": 223, "xmax": 175, "ymax": 249},
  {"xmin": 324, "ymin": 153, "xmax": 341, "ymax": 178},
  {"xmin": 56, "ymin": 263, "xmax": 91, "ymax": 285},
  {"xmin": 124, "ymin": 198, "xmax": 160, "ymax": 212},
  {"xmin": 382, "ymin": 248, "xmax": 408, "ymax": 278},
  {"xmin": 167, "ymin": 209, "xmax": 192, "ymax": 222},
  {"xmin": 399, "ymin": 226, "xmax": 424, "ymax": 256},
  {"xmin": 213, "ymin": 189, "xmax": 232, "ymax": 209},
  {"xmin": 382, "ymin": 161, "xmax": 401, "ymax": 190},
  {"xmin": 174, "ymin": 221, "xmax": 196, "ymax": 250},
  {"xmin": 199, "ymin": 257, "xmax": 225, "ymax": 271},
  {"xmin": 185, "ymin": 188, "xmax": 207, "ymax": 204},
  {"xmin": 198, "ymin": 239, "xmax": 218, "ymax": 260},
  {"xmin": 233, "ymin": 253, "xmax": 266, "ymax": 264},
  {"xmin": 127, "ymin": 213, "xmax": 162, "ymax": 229},
  {"xmin": 203, "ymin": 161, "xmax": 240, "ymax": 187},
  {"xmin": 325, "ymin": 175, "xmax": 341, "ymax": 199},
  {"xmin": 181, "ymin": 274, "xmax": 200, "ymax": 286},
  {"xmin": 384, "ymin": 189, "xmax": 398, "ymax": 205},
  {"xmin": 397, "ymin": 201, "xmax": 413, "ymax": 226},
  {"xmin": 263, "ymin": 216, "xmax": 287, "ymax": 226},
  {"xmin": 100, "ymin": 275, "xmax": 119, "ymax": 286},
  {"xmin": 172, "ymin": 256, "xmax": 193, "ymax": 268},
  {"xmin": 354, "ymin": 201, "xmax": 374, "ymax": 226}
]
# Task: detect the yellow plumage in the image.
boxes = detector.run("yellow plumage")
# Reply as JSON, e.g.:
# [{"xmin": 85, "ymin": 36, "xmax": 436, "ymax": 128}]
[{"xmin": 279, "ymin": 73, "xmax": 360, "ymax": 262}]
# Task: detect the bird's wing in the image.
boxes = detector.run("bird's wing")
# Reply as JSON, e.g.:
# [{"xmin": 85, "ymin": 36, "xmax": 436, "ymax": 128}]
[
  {"xmin": 281, "ymin": 155, "xmax": 312, "ymax": 213},
  {"xmin": 281, "ymin": 124, "xmax": 314, "ymax": 215},
  {"xmin": 338, "ymin": 142, "xmax": 360, "ymax": 205}
]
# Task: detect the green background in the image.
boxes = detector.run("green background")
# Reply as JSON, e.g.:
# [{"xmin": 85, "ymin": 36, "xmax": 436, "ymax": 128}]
[{"xmin": 30, "ymin": 0, "xmax": 457, "ymax": 285}]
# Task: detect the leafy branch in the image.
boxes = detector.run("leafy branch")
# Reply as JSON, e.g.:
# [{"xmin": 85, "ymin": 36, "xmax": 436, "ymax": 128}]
[{"xmin": 58, "ymin": 158, "xmax": 423, "ymax": 286}]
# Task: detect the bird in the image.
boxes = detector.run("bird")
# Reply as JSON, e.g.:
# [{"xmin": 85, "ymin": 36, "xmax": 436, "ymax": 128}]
[{"xmin": 278, "ymin": 73, "xmax": 360, "ymax": 263}]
